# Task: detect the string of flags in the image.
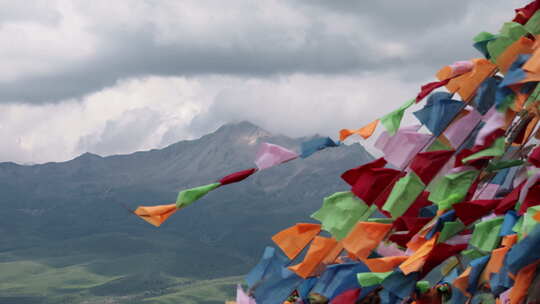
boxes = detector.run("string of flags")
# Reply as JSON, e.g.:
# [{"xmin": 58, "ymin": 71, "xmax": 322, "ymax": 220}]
[
  {"xmin": 133, "ymin": 139, "xmax": 340, "ymax": 227},
  {"xmin": 134, "ymin": 1, "xmax": 540, "ymax": 303}
]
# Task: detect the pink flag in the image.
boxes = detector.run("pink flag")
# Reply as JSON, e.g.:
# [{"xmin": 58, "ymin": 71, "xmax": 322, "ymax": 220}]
[
  {"xmin": 444, "ymin": 108, "xmax": 482, "ymax": 148},
  {"xmin": 448, "ymin": 61, "xmax": 474, "ymax": 77},
  {"xmin": 499, "ymin": 287, "xmax": 511, "ymax": 304},
  {"xmin": 476, "ymin": 108, "xmax": 505, "ymax": 146},
  {"xmin": 474, "ymin": 183, "xmax": 500, "ymax": 200},
  {"xmin": 375, "ymin": 125, "xmax": 432, "ymax": 170},
  {"xmin": 254, "ymin": 143, "xmax": 298, "ymax": 170},
  {"xmin": 376, "ymin": 242, "xmax": 409, "ymax": 257},
  {"xmin": 445, "ymin": 234, "xmax": 472, "ymax": 246},
  {"xmin": 236, "ymin": 284, "xmax": 256, "ymax": 304}
]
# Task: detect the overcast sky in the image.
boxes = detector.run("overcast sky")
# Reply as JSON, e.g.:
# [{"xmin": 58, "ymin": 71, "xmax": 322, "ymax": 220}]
[{"xmin": 0, "ymin": 0, "xmax": 530, "ymax": 164}]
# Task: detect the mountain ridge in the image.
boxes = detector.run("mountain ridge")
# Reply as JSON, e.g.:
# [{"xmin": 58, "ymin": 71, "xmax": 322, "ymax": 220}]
[{"xmin": 0, "ymin": 121, "xmax": 373, "ymax": 303}]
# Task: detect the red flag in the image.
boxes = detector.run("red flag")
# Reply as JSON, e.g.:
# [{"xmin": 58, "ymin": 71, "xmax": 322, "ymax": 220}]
[
  {"xmin": 454, "ymin": 199, "xmax": 501, "ymax": 225},
  {"xmin": 219, "ymin": 168, "xmax": 257, "ymax": 185},
  {"xmin": 330, "ymin": 288, "xmax": 361, "ymax": 304},
  {"xmin": 410, "ymin": 150, "xmax": 454, "ymax": 184},
  {"xmin": 341, "ymin": 158, "xmax": 387, "ymax": 186},
  {"xmin": 495, "ymin": 182, "xmax": 525, "ymax": 215},
  {"xmin": 421, "ymin": 243, "xmax": 467, "ymax": 276},
  {"xmin": 416, "ymin": 79, "xmax": 451, "ymax": 103},
  {"xmin": 513, "ymin": 0, "xmax": 540, "ymax": 24},
  {"xmin": 519, "ymin": 182, "xmax": 540, "ymax": 215},
  {"xmin": 341, "ymin": 158, "xmax": 402, "ymax": 209},
  {"xmin": 528, "ymin": 146, "xmax": 540, "ymax": 168}
]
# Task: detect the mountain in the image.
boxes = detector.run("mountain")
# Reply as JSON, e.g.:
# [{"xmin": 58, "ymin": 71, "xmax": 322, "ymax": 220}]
[{"xmin": 0, "ymin": 121, "xmax": 374, "ymax": 304}]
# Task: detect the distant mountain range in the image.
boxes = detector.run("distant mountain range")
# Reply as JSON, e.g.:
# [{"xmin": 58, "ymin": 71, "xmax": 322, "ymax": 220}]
[{"xmin": 0, "ymin": 121, "xmax": 373, "ymax": 303}]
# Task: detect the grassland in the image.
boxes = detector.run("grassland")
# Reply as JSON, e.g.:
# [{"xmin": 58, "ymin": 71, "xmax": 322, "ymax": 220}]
[{"xmin": 0, "ymin": 233, "xmax": 246, "ymax": 304}]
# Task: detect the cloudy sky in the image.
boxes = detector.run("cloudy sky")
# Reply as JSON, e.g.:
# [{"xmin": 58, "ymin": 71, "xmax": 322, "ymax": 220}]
[{"xmin": 0, "ymin": 0, "xmax": 530, "ymax": 164}]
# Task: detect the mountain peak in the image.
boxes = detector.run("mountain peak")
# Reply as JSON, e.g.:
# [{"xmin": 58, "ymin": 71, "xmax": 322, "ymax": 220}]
[
  {"xmin": 73, "ymin": 152, "xmax": 102, "ymax": 161},
  {"xmin": 209, "ymin": 121, "xmax": 273, "ymax": 146},
  {"xmin": 215, "ymin": 121, "xmax": 265, "ymax": 133}
]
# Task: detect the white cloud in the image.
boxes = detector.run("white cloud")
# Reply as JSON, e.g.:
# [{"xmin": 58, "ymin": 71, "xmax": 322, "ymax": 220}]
[
  {"xmin": 0, "ymin": 0, "xmax": 534, "ymax": 164},
  {"xmin": 0, "ymin": 77, "xmax": 208, "ymax": 163},
  {"xmin": 0, "ymin": 73, "xmax": 424, "ymax": 163}
]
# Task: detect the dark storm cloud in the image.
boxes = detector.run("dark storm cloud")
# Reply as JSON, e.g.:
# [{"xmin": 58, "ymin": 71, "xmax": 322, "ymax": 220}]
[
  {"xmin": 0, "ymin": 29, "xmax": 385, "ymax": 103},
  {"xmin": 0, "ymin": 0, "xmax": 529, "ymax": 104}
]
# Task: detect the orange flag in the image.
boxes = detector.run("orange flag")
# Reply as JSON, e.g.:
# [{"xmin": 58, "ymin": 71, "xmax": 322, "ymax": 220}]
[
  {"xmin": 453, "ymin": 267, "xmax": 472, "ymax": 297},
  {"xmin": 322, "ymin": 241, "xmax": 344, "ymax": 266},
  {"xmin": 502, "ymin": 234, "xmax": 519, "ymax": 248},
  {"xmin": 399, "ymin": 236, "xmax": 437, "ymax": 275},
  {"xmin": 362, "ymin": 256, "xmax": 408, "ymax": 272},
  {"xmin": 438, "ymin": 59, "xmax": 497, "ymax": 102},
  {"xmin": 523, "ymin": 44, "xmax": 540, "ymax": 74},
  {"xmin": 534, "ymin": 210, "xmax": 540, "ymax": 222},
  {"xmin": 342, "ymin": 222, "xmax": 392, "ymax": 259},
  {"xmin": 339, "ymin": 119, "xmax": 380, "ymax": 141},
  {"xmin": 497, "ymin": 36, "xmax": 534, "ymax": 74},
  {"xmin": 509, "ymin": 261, "xmax": 540, "ymax": 304},
  {"xmin": 271, "ymin": 223, "xmax": 321, "ymax": 260},
  {"xmin": 481, "ymin": 247, "xmax": 510, "ymax": 282},
  {"xmin": 134, "ymin": 204, "xmax": 178, "ymax": 227},
  {"xmin": 288, "ymin": 236, "xmax": 338, "ymax": 279}
]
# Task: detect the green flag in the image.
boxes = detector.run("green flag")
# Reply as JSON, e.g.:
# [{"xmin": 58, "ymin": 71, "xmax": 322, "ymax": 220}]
[
  {"xmin": 525, "ymin": 10, "xmax": 540, "ymax": 35},
  {"xmin": 357, "ymin": 271, "xmax": 392, "ymax": 287},
  {"xmin": 462, "ymin": 137, "xmax": 505, "ymax": 163},
  {"xmin": 462, "ymin": 248, "xmax": 488, "ymax": 260},
  {"xmin": 439, "ymin": 220, "xmax": 466, "ymax": 243},
  {"xmin": 520, "ymin": 205, "xmax": 540, "ymax": 239},
  {"xmin": 525, "ymin": 83, "xmax": 540, "ymax": 108},
  {"xmin": 383, "ymin": 172, "xmax": 425, "ymax": 218},
  {"xmin": 380, "ymin": 98, "xmax": 415, "ymax": 135},
  {"xmin": 311, "ymin": 191, "xmax": 374, "ymax": 240},
  {"xmin": 473, "ymin": 31, "xmax": 496, "ymax": 43},
  {"xmin": 487, "ymin": 22, "xmax": 528, "ymax": 61},
  {"xmin": 487, "ymin": 159, "xmax": 524, "ymax": 172},
  {"xmin": 429, "ymin": 170, "xmax": 479, "ymax": 210},
  {"xmin": 176, "ymin": 183, "xmax": 221, "ymax": 208},
  {"xmin": 470, "ymin": 217, "xmax": 504, "ymax": 252}
]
